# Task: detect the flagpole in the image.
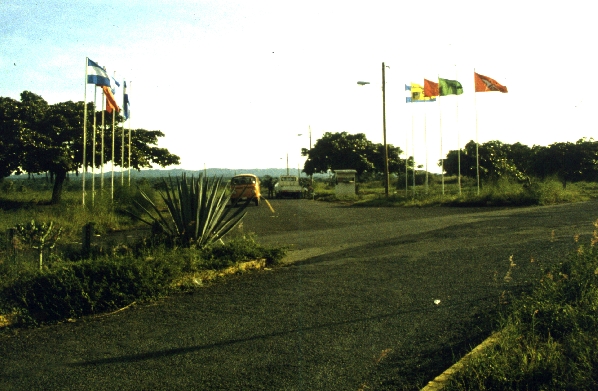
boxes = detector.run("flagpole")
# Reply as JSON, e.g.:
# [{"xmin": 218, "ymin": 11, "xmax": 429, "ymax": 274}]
[
  {"xmin": 474, "ymin": 69, "xmax": 480, "ymax": 195},
  {"xmin": 92, "ymin": 86, "xmax": 97, "ymax": 206},
  {"xmin": 457, "ymin": 96, "xmax": 461, "ymax": 195},
  {"xmin": 128, "ymin": 115, "xmax": 132, "ymax": 186},
  {"xmin": 121, "ymin": 115, "xmax": 125, "ymax": 186},
  {"xmin": 101, "ymin": 92, "xmax": 105, "ymax": 193},
  {"xmin": 111, "ymin": 107, "xmax": 115, "ymax": 200},
  {"xmin": 424, "ymin": 112, "xmax": 428, "ymax": 194},
  {"xmin": 83, "ymin": 58, "xmax": 88, "ymax": 206},
  {"xmin": 127, "ymin": 81, "xmax": 132, "ymax": 186},
  {"xmin": 112, "ymin": 111, "xmax": 116, "ymax": 199},
  {"xmin": 405, "ymin": 124, "xmax": 409, "ymax": 197},
  {"xmin": 455, "ymin": 66, "xmax": 461, "ymax": 196},
  {"xmin": 412, "ymin": 113, "xmax": 415, "ymax": 198}
]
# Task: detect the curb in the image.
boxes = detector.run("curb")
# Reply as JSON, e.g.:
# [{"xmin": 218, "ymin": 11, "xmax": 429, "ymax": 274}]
[{"xmin": 420, "ymin": 332, "xmax": 500, "ymax": 391}]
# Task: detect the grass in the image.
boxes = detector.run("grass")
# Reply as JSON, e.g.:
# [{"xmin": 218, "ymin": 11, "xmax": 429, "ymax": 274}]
[
  {"xmin": 0, "ymin": 177, "xmax": 285, "ymax": 328},
  {"xmin": 313, "ymin": 177, "xmax": 595, "ymax": 208},
  {"xmin": 442, "ymin": 231, "xmax": 598, "ymax": 390}
]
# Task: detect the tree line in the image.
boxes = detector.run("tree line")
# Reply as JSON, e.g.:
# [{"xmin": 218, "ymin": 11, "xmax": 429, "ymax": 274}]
[
  {"xmin": 443, "ymin": 139, "xmax": 598, "ymax": 188},
  {"xmin": 301, "ymin": 132, "xmax": 598, "ymax": 189},
  {"xmin": 301, "ymin": 132, "xmax": 414, "ymax": 180},
  {"xmin": 0, "ymin": 91, "xmax": 180, "ymax": 203}
]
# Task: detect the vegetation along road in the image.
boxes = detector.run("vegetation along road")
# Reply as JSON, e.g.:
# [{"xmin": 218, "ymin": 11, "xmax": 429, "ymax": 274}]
[{"xmin": 2, "ymin": 199, "xmax": 598, "ymax": 390}]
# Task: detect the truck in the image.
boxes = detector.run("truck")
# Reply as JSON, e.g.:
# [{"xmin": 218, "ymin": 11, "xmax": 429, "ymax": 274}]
[{"xmin": 274, "ymin": 175, "xmax": 303, "ymax": 199}]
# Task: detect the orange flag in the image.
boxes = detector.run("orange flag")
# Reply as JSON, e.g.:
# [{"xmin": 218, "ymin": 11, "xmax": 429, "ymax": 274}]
[
  {"xmin": 424, "ymin": 79, "xmax": 439, "ymax": 97},
  {"xmin": 474, "ymin": 72, "xmax": 508, "ymax": 93},
  {"xmin": 102, "ymin": 85, "xmax": 120, "ymax": 113}
]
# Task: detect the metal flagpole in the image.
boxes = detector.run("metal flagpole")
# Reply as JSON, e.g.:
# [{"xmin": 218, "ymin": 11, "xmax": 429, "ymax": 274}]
[
  {"xmin": 412, "ymin": 114, "xmax": 415, "ymax": 198},
  {"xmin": 128, "ymin": 116, "xmax": 132, "ymax": 186},
  {"xmin": 455, "ymin": 67, "xmax": 461, "ymax": 195},
  {"xmin": 121, "ymin": 113, "xmax": 125, "ymax": 186},
  {"xmin": 405, "ymin": 128, "xmax": 413, "ymax": 197},
  {"xmin": 111, "ymin": 105, "xmax": 115, "ymax": 200},
  {"xmin": 112, "ymin": 111, "xmax": 116, "ymax": 199},
  {"xmin": 474, "ymin": 69, "xmax": 480, "ymax": 195},
  {"xmin": 424, "ymin": 113, "xmax": 428, "ymax": 194},
  {"xmin": 127, "ymin": 81, "xmax": 132, "ymax": 186},
  {"xmin": 101, "ymin": 92, "xmax": 105, "ymax": 193},
  {"xmin": 83, "ymin": 58, "xmax": 88, "ymax": 206},
  {"xmin": 92, "ymin": 86, "xmax": 97, "ymax": 206}
]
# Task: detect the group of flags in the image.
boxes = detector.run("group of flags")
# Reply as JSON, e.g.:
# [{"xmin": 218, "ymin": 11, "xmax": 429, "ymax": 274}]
[
  {"xmin": 406, "ymin": 72, "xmax": 508, "ymax": 102},
  {"xmin": 86, "ymin": 58, "xmax": 130, "ymax": 119}
]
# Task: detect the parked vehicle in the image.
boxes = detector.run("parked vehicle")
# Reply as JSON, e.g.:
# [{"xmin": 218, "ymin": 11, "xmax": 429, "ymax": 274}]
[
  {"xmin": 230, "ymin": 174, "xmax": 260, "ymax": 206},
  {"xmin": 274, "ymin": 175, "xmax": 303, "ymax": 199}
]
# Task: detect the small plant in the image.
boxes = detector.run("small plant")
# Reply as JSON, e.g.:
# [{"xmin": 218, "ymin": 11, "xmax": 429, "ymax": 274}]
[
  {"xmin": 130, "ymin": 173, "xmax": 249, "ymax": 248},
  {"xmin": 14, "ymin": 219, "xmax": 62, "ymax": 270}
]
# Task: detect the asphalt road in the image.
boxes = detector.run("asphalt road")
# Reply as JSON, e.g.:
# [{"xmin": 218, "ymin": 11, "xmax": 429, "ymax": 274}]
[{"xmin": 2, "ymin": 199, "xmax": 598, "ymax": 390}]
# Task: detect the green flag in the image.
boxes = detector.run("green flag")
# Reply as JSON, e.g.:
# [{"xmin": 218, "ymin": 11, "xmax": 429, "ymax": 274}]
[{"xmin": 439, "ymin": 78, "xmax": 463, "ymax": 96}]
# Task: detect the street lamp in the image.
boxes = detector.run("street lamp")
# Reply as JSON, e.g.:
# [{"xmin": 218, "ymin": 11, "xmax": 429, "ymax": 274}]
[{"xmin": 357, "ymin": 62, "xmax": 390, "ymax": 197}]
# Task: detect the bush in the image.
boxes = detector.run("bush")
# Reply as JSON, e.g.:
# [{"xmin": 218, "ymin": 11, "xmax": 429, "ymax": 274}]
[
  {"xmin": 446, "ymin": 241, "xmax": 598, "ymax": 390},
  {"xmin": 1, "ymin": 255, "xmax": 178, "ymax": 324}
]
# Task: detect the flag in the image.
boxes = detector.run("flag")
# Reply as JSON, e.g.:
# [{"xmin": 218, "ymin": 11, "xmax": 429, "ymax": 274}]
[
  {"xmin": 102, "ymin": 86, "xmax": 120, "ymax": 114},
  {"xmin": 424, "ymin": 79, "xmax": 439, "ymax": 97},
  {"xmin": 474, "ymin": 72, "xmax": 508, "ymax": 93},
  {"xmin": 123, "ymin": 81, "xmax": 130, "ymax": 120},
  {"xmin": 439, "ymin": 78, "xmax": 463, "ymax": 96},
  {"xmin": 111, "ymin": 74, "xmax": 121, "ymax": 95},
  {"xmin": 87, "ymin": 58, "xmax": 111, "ymax": 87},
  {"xmin": 407, "ymin": 83, "xmax": 436, "ymax": 103}
]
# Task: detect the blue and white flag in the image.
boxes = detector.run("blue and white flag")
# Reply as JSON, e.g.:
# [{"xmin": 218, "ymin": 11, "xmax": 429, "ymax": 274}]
[
  {"xmin": 111, "ymin": 73, "xmax": 121, "ymax": 95},
  {"xmin": 123, "ymin": 81, "xmax": 130, "ymax": 120},
  {"xmin": 87, "ymin": 58, "xmax": 111, "ymax": 87}
]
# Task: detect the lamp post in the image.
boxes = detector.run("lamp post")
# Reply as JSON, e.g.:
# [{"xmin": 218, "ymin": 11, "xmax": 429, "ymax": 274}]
[
  {"xmin": 382, "ymin": 62, "xmax": 389, "ymax": 197},
  {"xmin": 357, "ymin": 63, "xmax": 389, "ymax": 197}
]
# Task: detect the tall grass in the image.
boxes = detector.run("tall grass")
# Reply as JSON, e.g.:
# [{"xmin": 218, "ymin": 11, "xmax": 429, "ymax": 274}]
[
  {"xmin": 345, "ymin": 178, "xmax": 591, "ymax": 207},
  {"xmin": 445, "ymin": 233, "xmax": 598, "ymax": 390},
  {"xmin": 0, "ymin": 177, "xmax": 285, "ymax": 327}
]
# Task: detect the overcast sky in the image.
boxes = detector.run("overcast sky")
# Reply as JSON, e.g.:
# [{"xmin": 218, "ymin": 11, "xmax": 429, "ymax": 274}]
[{"xmin": 2, "ymin": 1, "xmax": 596, "ymax": 172}]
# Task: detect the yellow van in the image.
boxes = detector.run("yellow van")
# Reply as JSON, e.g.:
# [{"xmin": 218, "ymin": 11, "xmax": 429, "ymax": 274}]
[{"xmin": 230, "ymin": 174, "xmax": 261, "ymax": 206}]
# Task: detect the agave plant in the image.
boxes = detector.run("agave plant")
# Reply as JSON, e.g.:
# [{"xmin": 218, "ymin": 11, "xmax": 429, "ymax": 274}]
[{"xmin": 132, "ymin": 173, "xmax": 249, "ymax": 248}]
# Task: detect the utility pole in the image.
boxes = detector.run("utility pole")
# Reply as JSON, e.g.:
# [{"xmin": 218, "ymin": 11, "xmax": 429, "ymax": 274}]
[{"xmin": 382, "ymin": 62, "xmax": 389, "ymax": 197}]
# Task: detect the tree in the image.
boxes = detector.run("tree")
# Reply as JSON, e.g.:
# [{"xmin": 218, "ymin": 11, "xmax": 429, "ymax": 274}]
[
  {"xmin": 0, "ymin": 97, "xmax": 24, "ymax": 178},
  {"xmin": 301, "ymin": 132, "xmax": 403, "ymax": 179},
  {"xmin": 0, "ymin": 91, "xmax": 181, "ymax": 204}
]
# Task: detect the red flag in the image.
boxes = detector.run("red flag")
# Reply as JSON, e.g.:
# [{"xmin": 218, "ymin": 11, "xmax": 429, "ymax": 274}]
[
  {"xmin": 424, "ymin": 79, "xmax": 439, "ymax": 97},
  {"xmin": 474, "ymin": 72, "xmax": 508, "ymax": 93},
  {"xmin": 102, "ymin": 85, "xmax": 120, "ymax": 113}
]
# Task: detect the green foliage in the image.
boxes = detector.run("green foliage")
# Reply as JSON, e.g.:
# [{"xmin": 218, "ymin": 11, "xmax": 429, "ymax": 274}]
[
  {"xmin": 444, "ymin": 138, "xmax": 598, "ymax": 189},
  {"xmin": 446, "ymin": 239, "xmax": 598, "ymax": 390},
  {"xmin": 131, "ymin": 173, "xmax": 248, "ymax": 248},
  {"xmin": 302, "ymin": 132, "xmax": 404, "ymax": 178},
  {"xmin": 1, "ymin": 256, "xmax": 176, "ymax": 324},
  {"xmin": 201, "ymin": 235, "xmax": 287, "ymax": 268},
  {"xmin": 0, "ymin": 235, "xmax": 284, "ymax": 326},
  {"xmin": 14, "ymin": 220, "xmax": 62, "ymax": 270},
  {"xmin": 0, "ymin": 91, "xmax": 181, "ymax": 204}
]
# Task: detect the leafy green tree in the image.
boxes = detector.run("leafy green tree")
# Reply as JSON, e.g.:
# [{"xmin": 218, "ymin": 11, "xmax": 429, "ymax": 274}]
[
  {"xmin": 0, "ymin": 97, "xmax": 24, "ymax": 178},
  {"xmin": 532, "ymin": 139, "xmax": 598, "ymax": 188},
  {"xmin": 0, "ymin": 91, "xmax": 181, "ymax": 204},
  {"xmin": 301, "ymin": 132, "xmax": 403, "ymax": 179}
]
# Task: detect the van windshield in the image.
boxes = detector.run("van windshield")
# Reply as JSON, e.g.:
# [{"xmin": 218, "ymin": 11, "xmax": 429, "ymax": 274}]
[{"xmin": 232, "ymin": 177, "xmax": 256, "ymax": 185}]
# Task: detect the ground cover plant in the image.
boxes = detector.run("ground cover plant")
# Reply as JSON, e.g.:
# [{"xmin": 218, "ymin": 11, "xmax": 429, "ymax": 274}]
[
  {"xmin": 444, "ymin": 229, "xmax": 598, "ymax": 390},
  {"xmin": 319, "ymin": 176, "xmax": 595, "ymax": 207},
  {"xmin": 0, "ymin": 174, "xmax": 285, "ymax": 328}
]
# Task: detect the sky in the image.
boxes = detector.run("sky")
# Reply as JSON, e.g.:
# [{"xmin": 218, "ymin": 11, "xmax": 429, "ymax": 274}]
[{"xmin": 1, "ymin": 1, "xmax": 597, "ymax": 173}]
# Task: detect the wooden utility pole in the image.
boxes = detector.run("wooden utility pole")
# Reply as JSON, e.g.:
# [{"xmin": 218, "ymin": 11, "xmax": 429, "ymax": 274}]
[{"xmin": 382, "ymin": 62, "xmax": 389, "ymax": 197}]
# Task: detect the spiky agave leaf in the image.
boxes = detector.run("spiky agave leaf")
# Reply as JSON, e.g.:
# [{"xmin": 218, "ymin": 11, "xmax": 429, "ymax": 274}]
[{"xmin": 129, "ymin": 172, "xmax": 250, "ymax": 248}]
